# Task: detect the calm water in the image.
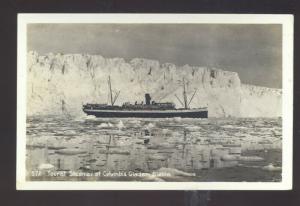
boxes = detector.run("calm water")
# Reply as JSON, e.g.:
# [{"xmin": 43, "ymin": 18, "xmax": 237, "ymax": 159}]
[{"xmin": 26, "ymin": 116, "xmax": 282, "ymax": 182}]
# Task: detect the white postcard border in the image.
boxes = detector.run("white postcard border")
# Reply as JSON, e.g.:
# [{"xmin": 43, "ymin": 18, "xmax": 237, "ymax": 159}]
[{"xmin": 17, "ymin": 14, "xmax": 294, "ymax": 190}]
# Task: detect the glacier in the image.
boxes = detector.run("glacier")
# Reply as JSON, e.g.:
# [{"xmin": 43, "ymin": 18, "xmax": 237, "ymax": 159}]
[{"xmin": 26, "ymin": 51, "xmax": 282, "ymax": 117}]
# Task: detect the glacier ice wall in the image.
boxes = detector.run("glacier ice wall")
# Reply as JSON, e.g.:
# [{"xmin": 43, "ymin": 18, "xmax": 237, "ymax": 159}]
[{"xmin": 26, "ymin": 51, "xmax": 282, "ymax": 117}]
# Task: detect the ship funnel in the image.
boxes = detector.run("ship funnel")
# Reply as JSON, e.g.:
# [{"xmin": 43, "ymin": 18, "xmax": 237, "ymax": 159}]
[{"xmin": 145, "ymin": 93, "xmax": 151, "ymax": 105}]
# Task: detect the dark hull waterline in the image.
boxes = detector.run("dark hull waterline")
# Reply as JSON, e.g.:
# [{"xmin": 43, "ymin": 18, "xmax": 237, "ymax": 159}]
[{"xmin": 83, "ymin": 109, "xmax": 208, "ymax": 118}]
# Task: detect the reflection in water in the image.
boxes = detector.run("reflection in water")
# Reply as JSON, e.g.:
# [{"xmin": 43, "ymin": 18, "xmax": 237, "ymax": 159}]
[{"xmin": 26, "ymin": 116, "xmax": 282, "ymax": 181}]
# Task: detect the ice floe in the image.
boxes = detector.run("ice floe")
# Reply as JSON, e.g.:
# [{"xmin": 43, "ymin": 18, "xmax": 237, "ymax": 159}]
[
  {"xmin": 55, "ymin": 149, "xmax": 86, "ymax": 155},
  {"xmin": 262, "ymin": 164, "xmax": 281, "ymax": 171},
  {"xmin": 38, "ymin": 163, "xmax": 55, "ymax": 170},
  {"xmin": 156, "ymin": 167, "xmax": 196, "ymax": 177}
]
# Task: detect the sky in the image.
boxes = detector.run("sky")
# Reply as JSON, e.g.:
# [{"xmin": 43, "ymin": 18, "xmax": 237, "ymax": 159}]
[{"xmin": 27, "ymin": 24, "xmax": 282, "ymax": 88}]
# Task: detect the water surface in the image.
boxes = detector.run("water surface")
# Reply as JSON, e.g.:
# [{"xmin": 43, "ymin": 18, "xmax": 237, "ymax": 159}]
[{"xmin": 26, "ymin": 116, "xmax": 282, "ymax": 182}]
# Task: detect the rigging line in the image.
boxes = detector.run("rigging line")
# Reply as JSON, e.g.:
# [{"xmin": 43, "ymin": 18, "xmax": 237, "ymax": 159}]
[
  {"xmin": 175, "ymin": 94, "xmax": 184, "ymax": 107},
  {"xmin": 188, "ymin": 88, "xmax": 198, "ymax": 107},
  {"xmin": 157, "ymin": 77, "xmax": 185, "ymax": 101},
  {"xmin": 113, "ymin": 91, "xmax": 121, "ymax": 105}
]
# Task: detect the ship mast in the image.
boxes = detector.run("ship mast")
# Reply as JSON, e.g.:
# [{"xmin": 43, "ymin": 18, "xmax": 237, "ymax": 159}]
[
  {"xmin": 108, "ymin": 76, "xmax": 114, "ymax": 106},
  {"xmin": 183, "ymin": 78, "xmax": 188, "ymax": 109}
]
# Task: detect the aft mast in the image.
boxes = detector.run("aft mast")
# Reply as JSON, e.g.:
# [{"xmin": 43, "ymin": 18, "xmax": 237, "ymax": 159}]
[
  {"xmin": 108, "ymin": 76, "xmax": 114, "ymax": 106},
  {"xmin": 183, "ymin": 78, "xmax": 188, "ymax": 109}
]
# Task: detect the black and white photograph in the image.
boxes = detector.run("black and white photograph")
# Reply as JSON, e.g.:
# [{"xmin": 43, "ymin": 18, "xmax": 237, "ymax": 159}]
[{"xmin": 17, "ymin": 14, "xmax": 293, "ymax": 190}]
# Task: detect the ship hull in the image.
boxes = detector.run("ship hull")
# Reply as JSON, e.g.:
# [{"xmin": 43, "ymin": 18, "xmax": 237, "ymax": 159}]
[{"xmin": 83, "ymin": 109, "xmax": 208, "ymax": 118}]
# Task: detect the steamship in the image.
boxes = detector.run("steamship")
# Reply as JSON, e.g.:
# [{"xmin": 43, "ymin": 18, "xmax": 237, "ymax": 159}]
[{"xmin": 82, "ymin": 76, "xmax": 208, "ymax": 118}]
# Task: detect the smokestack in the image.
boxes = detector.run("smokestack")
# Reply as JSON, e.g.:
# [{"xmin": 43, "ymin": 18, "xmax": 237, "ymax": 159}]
[{"xmin": 145, "ymin": 93, "xmax": 151, "ymax": 105}]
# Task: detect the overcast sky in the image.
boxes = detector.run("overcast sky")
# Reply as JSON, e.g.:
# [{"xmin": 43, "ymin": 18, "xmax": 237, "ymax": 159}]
[{"xmin": 27, "ymin": 24, "xmax": 282, "ymax": 88}]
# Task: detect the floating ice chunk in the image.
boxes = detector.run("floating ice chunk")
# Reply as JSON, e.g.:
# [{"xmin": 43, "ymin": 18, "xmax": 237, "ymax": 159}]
[
  {"xmin": 98, "ymin": 149, "xmax": 130, "ymax": 155},
  {"xmin": 145, "ymin": 123, "xmax": 155, "ymax": 129},
  {"xmin": 173, "ymin": 117, "xmax": 182, "ymax": 122},
  {"xmin": 79, "ymin": 165, "xmax": 93, "ymax": 171},
  {"xmin": 84, "ymin": 115, "xmax": 97, "ymax": 120},
  {"xmin": 239, "ymin": 156, "xmax": 264, "ymax": 161},
  {"xmin": 129, "ymin": 119, "xmax": 141, "ymax": 124},
  {"xmin": 26, "ymin": 144, "xmax": 45, "ymax": 149},
  {"xmin": 185, "ymin": 126, "xmax": 200, "ymax": 132},
  {"xmin": 62, "ymin": 130, "xmax": 77, "ymax": 136},
  {"xmin": 148, "ymin": 143, "xmax": 175, "ymax": 150},
  {"xmin": 221, "ymin": 125, "xmax": 247, "ymax": 130},
  {"xmin": 38, "ymin": 163, "xmax": 55, "ymax": 170},
  {"xmin": 117, "ymin": 120, "xmax": 125, "ymax": 129},
  {"xmin": 148, "ymin": 154, "xmax": 166, "ymax": 161},
  {"xmin": 229, "ymin": 147, "xmax": 242, "ymax": 155},
  {"xmin": 109, "ymin": 150, "xmax": 130, "ymax": 155},
  {"xmin": 147, "ymin": 145, "xmax": 159, "ymax": 150},
  {"xmin": 262, "ymin": 164, "xmax": 281, "ymax": 171},
  {"xmin": 162, "ymin": 129, "xmax": 169, "ymax": 135},
  {"xmin": 156, "ymin": 167, "xmax": 196, "ymax": 177},
  {"xmin": 98, "ymin": 122, "xmax": 114, "ymax": 128},
  {"xmin": 142, "ymin": 175, "xmax": 165, "ymax": 182},
  {"xmin": 47, "ymin": 145, "xmax": 67, "ymax": 150},
  {"xmin": 55, "ymin": 149, "xmax": 86, "ymax": 155},
  {"xmin": 176, "ymin": 145, "xmax": 184, "ymax": 150},
  {"xmin": 98, "ymin": 123, "xmax": 109, "ymax": 128},
  {"xmin": 238, "ymin": 164, "xmax": 260, "ymax": 168},
  {"xmin": 221, "ymin": 155, "xmax": 238, "ymax": 161},
  {"xmin": 221, "ymin": 125, "xmax": 235, "ymax": 129}
]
